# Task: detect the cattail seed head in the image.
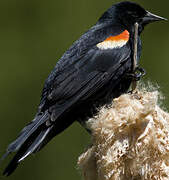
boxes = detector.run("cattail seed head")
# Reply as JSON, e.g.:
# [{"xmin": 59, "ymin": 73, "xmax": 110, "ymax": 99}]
[{"xmin": 78, "ymin": 87, "xmax": 169, "ymax": 180}]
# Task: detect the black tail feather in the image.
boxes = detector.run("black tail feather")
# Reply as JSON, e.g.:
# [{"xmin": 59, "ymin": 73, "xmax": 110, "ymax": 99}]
[
  {"xmin": 3, "ymin": 123, "xmax": 43, "ymax": 176},
  {"xmin": 2, "ymin": 126, "xmax": 53, "ymax": 176},
  {"xmin": 18, "ymin": 126, "xmax": 53, "ymax": 162},
  {"xmin": 1, "ymin": 107, "xmax": 75, "ymax": 176},
  {"xmin": 6, "ymin": 112, "xmax": 49, "ymax": 153},
  {"xmin": 1, "ymin": 111, "xmax": 51, "ymax": 176},
  {"xmin": 3, "ymin": 160, "xmax": 18, "ymax": 176}
]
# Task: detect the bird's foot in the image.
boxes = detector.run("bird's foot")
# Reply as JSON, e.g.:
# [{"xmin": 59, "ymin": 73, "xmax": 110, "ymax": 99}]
[{"xmin": 126, "ymin": 67, "xmax": 146, "ymax": 81}]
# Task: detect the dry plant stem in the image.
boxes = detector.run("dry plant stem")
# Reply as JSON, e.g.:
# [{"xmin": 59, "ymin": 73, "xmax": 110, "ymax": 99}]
[{"xmin": 132, "ymin": 22, "xmax": 139, "ymax": 92}]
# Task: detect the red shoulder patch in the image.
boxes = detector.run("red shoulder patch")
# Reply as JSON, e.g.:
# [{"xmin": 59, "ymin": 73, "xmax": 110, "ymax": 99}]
[
  {"xmin": 105, "ymin": 30, "xmax": 129, "ymax": 42},
  {"xmin": 97, "ymin": 30, "xmax": 130, "ymax": 50}
]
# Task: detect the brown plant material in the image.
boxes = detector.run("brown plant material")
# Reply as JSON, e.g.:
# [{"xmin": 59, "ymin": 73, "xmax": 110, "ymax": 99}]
[{"xmin": 78, "ymin": 88, "xmax": 169, "ymax": 180}]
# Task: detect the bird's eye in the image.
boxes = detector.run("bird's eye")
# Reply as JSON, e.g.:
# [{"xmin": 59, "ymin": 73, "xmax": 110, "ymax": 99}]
[{"xmin": 128, "ymin": 11, "xmax": 138, "ymax": 18}]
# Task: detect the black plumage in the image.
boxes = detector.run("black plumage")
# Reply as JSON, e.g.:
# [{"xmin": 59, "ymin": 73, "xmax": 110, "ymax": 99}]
[{"xmin": 1, "ymin": 1, "xmax": 166, "ymax": 176}]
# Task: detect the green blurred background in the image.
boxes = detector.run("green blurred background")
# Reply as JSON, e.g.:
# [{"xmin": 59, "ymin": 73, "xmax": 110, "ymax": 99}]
[{"xmin": 0, "ymin": 0, "xmax": 168, "ymax": 179}]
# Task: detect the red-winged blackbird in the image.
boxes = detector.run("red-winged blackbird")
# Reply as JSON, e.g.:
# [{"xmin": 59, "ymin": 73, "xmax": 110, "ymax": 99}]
[{"xmin": 1, "ymin": 1, "xmax": 166, "ymax": 176}]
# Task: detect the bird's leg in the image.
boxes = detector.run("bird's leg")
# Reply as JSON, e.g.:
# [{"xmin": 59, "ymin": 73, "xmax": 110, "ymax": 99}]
[
  {"xmin": 126, "ymin": 67, "xmax": 146, "ymax": 81},
  {"xmin": 135, "ymin": 67, "xmax": 146, "ymax": 78}
]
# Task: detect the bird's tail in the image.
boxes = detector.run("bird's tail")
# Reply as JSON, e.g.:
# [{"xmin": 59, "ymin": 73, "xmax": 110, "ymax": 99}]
[{"xmin": 1, "ymin": 111, "xmax": 53, "ymax": 176}]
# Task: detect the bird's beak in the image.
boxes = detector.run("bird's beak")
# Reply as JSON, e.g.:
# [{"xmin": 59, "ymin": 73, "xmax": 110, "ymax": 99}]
[{"xmin": 142, "ymin": 11, "xmax": 167, "ymax": 24}]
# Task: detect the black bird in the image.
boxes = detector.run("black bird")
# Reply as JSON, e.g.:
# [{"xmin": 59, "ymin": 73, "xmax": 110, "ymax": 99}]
[{"xmin": 1, "ymin": 1, "xmax": 166, "ymax": 176}]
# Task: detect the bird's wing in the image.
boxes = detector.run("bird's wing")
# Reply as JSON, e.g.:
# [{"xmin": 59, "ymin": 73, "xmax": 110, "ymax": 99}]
[
  {"xmin": 39, "ymin": 24, "xmax": 131, "ymax": 112},
  {"xmin": 40, "ymin": 44, "xmax": 131, "ymax": 118},
  {"xmin": 41, "ymin": 46, "xmax": 130, "ymax": 109}
]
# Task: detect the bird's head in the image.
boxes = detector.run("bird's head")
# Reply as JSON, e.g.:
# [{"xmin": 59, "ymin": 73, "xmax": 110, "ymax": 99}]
[{"xmin": 99, "ymin": 1, "xmax": 167, "ymax": 34}]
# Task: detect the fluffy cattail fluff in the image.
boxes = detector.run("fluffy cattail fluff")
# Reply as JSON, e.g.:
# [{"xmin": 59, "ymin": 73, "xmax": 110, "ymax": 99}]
[{"xmin": 78, "ymin": 84, "xmax": 169, "ymax": 180}]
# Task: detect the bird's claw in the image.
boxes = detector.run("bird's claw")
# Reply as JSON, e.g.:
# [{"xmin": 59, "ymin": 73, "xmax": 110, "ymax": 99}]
[{"xmin": 126, "ymin": 67, "xmax": 146, "ymax": 81}]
